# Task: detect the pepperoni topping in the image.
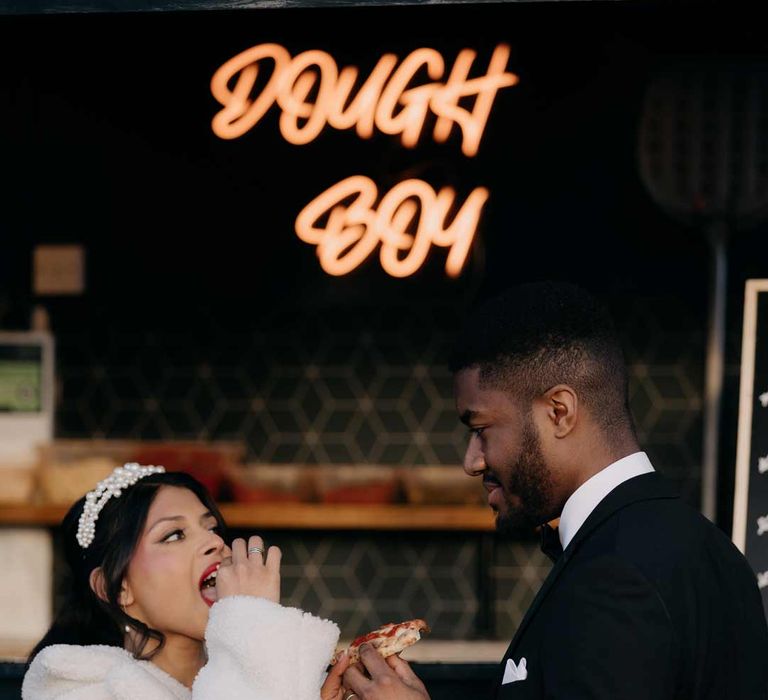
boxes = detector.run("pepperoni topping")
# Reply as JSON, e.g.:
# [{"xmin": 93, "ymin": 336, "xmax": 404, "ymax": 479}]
[{"xmin": 350, "ymin": 623, "xmax": 403, "ymax": 647}]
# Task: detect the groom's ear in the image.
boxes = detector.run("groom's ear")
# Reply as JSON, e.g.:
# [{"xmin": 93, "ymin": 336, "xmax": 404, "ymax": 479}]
[{"xmin": 540, "ymin": 384, "xmax": 578, "ymax": 438}]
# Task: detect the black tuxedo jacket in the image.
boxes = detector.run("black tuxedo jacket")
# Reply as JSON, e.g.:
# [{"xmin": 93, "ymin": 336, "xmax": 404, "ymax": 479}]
[{"xmin": 495, "ymin": 473, "xmax": 768, "ymax": 699}]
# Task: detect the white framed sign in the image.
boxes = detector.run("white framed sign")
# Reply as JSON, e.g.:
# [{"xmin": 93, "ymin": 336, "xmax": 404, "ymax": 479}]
[
  {"xmin": 733, "ymin": 280, "xmax": 768, "ymax": 613},
  {"xmin": 0, "ymin": 331, "xmax": 55, "ymax": 650},
  {"xmin": 0, "ymin": 331, "xmax": 54, "ymax": 464}
]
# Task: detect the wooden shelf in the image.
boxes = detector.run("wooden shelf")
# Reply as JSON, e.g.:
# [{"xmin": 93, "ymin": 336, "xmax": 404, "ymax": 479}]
[{"xmin": 0, "ymin": 503, "xmax": 495, "ymax": 531}]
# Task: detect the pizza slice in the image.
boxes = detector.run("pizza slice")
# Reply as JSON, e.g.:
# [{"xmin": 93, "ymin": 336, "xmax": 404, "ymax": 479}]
[{"xmin": 331, "ymin": 619, "xmax": 430, "ymax": 665}]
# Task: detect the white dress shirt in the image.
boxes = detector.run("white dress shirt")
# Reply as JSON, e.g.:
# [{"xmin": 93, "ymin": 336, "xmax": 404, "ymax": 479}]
[{"xmin": 558, "ymin": 451, "xmax": 655, "ymax": 550}]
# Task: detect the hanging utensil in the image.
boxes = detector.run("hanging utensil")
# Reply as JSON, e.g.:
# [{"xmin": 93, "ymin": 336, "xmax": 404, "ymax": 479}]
[{"xmin": 638, "ymin": 62, "xmax": 768, "ymax": 521}]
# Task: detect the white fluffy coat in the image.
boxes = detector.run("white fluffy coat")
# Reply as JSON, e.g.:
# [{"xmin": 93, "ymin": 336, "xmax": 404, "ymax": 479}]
[{"xmin": 22, "ymin": 596, "xmax": 340, "ymax": 700}]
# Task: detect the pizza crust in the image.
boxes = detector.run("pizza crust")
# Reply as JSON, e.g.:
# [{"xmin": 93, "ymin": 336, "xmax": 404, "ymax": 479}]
[{"xmin": 331, "ymin": 619, "xmax": 430, "ymax": 665}]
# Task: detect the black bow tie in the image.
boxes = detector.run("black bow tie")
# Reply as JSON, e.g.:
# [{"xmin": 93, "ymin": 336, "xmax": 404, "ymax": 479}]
[{"xmin": 540, "ymin": 523, "xmax": 563, "ymax": 562}]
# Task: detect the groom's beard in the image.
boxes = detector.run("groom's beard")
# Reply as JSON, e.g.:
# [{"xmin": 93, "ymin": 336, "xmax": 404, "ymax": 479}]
[{"xmin": 494, "ymin": 417, "xmax": 556, "ymax": 537}]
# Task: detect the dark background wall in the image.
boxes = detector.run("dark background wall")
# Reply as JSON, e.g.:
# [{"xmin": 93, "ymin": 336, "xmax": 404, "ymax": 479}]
[{"xmin": 1, "ymin": 0, "xmax": 767, "ymax": 642}]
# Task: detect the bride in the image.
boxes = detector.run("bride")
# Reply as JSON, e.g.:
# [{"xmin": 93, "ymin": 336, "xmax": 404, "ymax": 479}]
[{"xmin": 23, "ymin": 464, "xmax": 351, "ymax": 699}]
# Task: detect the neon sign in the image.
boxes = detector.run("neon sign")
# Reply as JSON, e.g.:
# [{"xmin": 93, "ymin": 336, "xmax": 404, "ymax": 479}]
[
  {"xmin": 211, "ymin": 44, "xmax": 517, "ymax": 277},
  {"xmin": 295, "ymin": 176, "xmax": 489, "ymax": 278},
  {"xmin": 211, "ymin": 43, "xmax": 516, "ymax": 156}
]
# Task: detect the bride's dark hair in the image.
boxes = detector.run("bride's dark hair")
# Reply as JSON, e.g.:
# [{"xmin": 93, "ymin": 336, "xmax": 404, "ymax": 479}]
[{"xmin": 28, "ymin": 471, "xmax": 227, "ymax": 663}]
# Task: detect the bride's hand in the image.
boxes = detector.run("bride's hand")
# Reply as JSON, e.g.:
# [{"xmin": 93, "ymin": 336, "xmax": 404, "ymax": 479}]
[
  {"xmin": 215, "ymin": 535, "xmax": 281, "ymax": 603},
  {"xmin": 321, "ymin": 651, "xmax": 350, "ymax": 700}
]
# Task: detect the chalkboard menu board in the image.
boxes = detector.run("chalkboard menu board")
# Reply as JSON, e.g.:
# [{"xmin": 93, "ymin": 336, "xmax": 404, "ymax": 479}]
[{"xmin": 733, "ymin": 280, "xmax": 768, "ymax": 616}]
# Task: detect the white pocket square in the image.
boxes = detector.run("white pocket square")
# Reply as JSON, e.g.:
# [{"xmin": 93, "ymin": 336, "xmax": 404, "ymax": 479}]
[{"xmin": 502, "ymin": 657, "xmax": 528, "ymax": 684}]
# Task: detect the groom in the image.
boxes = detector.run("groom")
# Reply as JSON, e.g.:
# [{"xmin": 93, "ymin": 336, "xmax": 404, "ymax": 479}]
[{"xmin": 336, "ymin": 281, "xmax": 768, "ymax": 699}]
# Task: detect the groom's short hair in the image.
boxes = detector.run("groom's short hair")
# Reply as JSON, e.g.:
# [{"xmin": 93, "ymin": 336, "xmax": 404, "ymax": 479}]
[{"xmin": 449, "ymin": 281, "xmax": 634, "ymax": 436}]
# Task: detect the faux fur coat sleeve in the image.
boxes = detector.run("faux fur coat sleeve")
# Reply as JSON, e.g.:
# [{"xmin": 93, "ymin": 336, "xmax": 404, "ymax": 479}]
[
  {"xmin": 195, "ymin": 596, "xmax": 340, "ymax": 699},
  {"xmin": 22, "ymin": 596, "xmax": 340, "ymax": 700}
]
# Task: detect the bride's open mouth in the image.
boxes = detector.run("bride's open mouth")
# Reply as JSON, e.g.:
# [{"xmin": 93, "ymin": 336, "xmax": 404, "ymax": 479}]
[{"xmin": 199, "ymin": 563, "xmax": 220, "ymax": 607}]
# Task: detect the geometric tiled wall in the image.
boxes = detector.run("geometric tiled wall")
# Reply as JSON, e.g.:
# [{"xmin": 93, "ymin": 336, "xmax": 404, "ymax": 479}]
[
  {"xmin": 276, "ymin": 532, "xmax": 481, "ymax": 639},
  {"xmin": 492, "ymin": 541, "xmax": 553, "ymax": 641},
  {"xmin": 56, "ymin": 298, "xmax": 706, "ymax": 503},
  {"xmin": 56, "ymin": 305, "xmax": 469, "ymax": 467},
  {"xmin": 620, "ymin": 297, "xmax": 706, "ymax": 506},
  {"xmin": 50, "ymin": 296, "xmax": 707, "ymax": 639}
]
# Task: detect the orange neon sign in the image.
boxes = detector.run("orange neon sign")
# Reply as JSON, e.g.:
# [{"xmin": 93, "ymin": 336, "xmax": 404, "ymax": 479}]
[
  {"xmin": 295, "ymin": 176, "xmax": 489, "ymax": 278},
  {"xmin": 211, "ymin": 44, "xmax": 518, "ymax": 157}
]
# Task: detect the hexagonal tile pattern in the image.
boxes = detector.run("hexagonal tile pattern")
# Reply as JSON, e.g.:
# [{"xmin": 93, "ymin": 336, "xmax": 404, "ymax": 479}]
[
  {"xmin": 252, "ymin": 532, "xmax": 480, "ymax": 639},
  {"xmin": 50, "ymin": 296, "xmax": 711, "ymax": 639},
  {"xmin": 492, "ymin": 540, "xmax": 552, "ymax": 639}
]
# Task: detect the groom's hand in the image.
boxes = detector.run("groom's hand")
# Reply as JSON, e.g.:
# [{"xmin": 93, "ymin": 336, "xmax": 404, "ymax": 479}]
[{"xmin": 342, "ymin": 644, "xmax": 430, "ymax": 700}]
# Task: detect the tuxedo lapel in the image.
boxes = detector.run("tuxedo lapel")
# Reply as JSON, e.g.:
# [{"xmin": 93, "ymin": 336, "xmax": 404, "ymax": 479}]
[{"xmin": 499, "ymin": 473, "xmax": 679, "ymax": 664}]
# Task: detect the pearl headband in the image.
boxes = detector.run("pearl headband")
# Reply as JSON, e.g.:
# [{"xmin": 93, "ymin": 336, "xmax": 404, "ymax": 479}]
[{"xmin": 76, "ymin": 463, "xmax": 165, "ymax": 549}]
